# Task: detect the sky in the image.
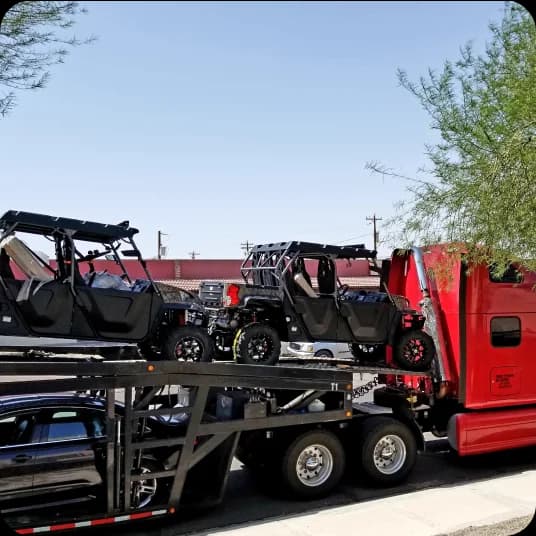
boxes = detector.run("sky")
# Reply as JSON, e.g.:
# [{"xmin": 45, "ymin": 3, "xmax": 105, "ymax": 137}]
[{"xmin": 0, "ymin": 1, "xmax": 508, "ymax": 259}]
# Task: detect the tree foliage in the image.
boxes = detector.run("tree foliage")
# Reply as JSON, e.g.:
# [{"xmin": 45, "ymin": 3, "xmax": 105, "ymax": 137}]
[
  {"xmin": 367, "ymin": 3, "xmax": 536, "ymax": 278},
  {"xmin": 0, "ymin": 1, "xmax": 94, "ymax": 117}
]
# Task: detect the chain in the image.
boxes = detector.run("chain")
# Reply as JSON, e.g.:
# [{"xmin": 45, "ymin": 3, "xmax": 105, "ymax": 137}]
[{"xmin": 352, "ymin": 375, "xmax": 379, "ymax": 399}]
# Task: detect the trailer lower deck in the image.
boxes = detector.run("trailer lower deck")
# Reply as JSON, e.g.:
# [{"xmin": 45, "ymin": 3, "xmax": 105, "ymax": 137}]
[{"xmin": 0, "ymin": 353, "xmax": 430, "ymax": 534}]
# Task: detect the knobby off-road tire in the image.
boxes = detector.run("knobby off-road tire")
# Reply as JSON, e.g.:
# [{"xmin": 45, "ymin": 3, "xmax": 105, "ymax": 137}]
[
  {"xmin": 393, "ymin": 329, "xmax": 435, "ymax": 371},
  {"xmin": 233, "ymin": 324, "xmax": 281, "ymax": 366},
  {"xmin": 163, "ymin": 326, "xmax": 213, "ymax": 362}
]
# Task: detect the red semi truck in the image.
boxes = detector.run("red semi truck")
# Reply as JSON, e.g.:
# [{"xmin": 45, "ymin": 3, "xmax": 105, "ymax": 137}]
[{"xmin": 379, "ymin": 244, "xmax": 536, "ymax": 456}]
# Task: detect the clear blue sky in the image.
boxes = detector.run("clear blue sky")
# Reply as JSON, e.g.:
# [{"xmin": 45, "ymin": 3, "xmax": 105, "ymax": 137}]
[{"xmin": 1, "ymin": 1, "xmax": 507, "ymax": 259}]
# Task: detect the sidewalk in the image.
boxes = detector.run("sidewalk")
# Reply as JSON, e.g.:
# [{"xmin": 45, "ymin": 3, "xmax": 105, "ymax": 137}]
[{"xmin": 191, "ymin": 470, "xmax": 536, "ymax": 536}]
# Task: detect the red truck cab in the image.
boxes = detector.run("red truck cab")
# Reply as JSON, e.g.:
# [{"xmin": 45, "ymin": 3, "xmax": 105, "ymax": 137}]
[{"xmin": 383, "ymin": 245, "xmax": 536, "ymax": 455}]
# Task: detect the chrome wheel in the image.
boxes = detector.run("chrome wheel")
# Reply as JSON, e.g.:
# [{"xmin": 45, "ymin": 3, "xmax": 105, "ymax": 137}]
[
  {"xmin": 373, "ymin": 434, "xmax": 406, "ymax": 475},
  {"xmin": 295, "ymin": 444, "xmax": 334, "ymax": 487},
  {"xmin": 131, "ymin": 466, "xmax": 158, "ymax": 509}
]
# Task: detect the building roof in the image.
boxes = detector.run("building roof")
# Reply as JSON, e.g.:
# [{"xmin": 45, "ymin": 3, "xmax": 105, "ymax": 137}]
[{"xmin": 157, "ymin": 276, "xmax": 380, "ymax": 292}]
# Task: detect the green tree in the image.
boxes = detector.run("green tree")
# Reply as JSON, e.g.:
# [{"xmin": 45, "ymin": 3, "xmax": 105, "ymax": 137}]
[
  {"xmin": 0, "ymin": 1, "xmax": 94, "ymax": 117},
  {"xmin": 367, "ymin": 2, "xmax": 536, "ymax": 277}
]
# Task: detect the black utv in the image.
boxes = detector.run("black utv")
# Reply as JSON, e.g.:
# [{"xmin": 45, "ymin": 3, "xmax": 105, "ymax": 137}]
[
  {"xmin": 199, "ymin": 241, "xmax": 435, "ymax": 370},
  {"xmin": 0, "ymin": 210, "xmax": 213, "ymax": 362}
]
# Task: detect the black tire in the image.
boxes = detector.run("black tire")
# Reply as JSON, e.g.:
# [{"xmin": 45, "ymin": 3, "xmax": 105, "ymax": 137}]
[
  {"xmin": 349, "ymin": 343, "xmax": 384, "ymax": 362},
  {"xmin": 130, "ymin": 459, "xmax": 169, "ymax": 509},
  {"xmin": 233, "ymin": 324, "xmax": 281, "ymax": 366},
  {"xmin": 280, "ymin": 430, "xmax": 345, "ymax": 499},
  {"xmin": 162, "ymin": 326, "xmax": 213, "ymax": 362},
  {"xmin": 314, "ymin": 349, "xmax": 334, "ymax": 358},
  {"xmin": 358, "ymin": 416, "xmax": 417, "ymax": 486},
  {"xmin": 137, "ymin": 341, "xmax": 162, "ymax": 361},
  {"xmin": 393, "ymin": 330, "xmax": 435, "ymax": 371}
]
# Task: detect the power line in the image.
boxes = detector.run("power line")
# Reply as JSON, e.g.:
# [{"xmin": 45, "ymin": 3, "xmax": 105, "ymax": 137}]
[{"xmin": 337, "ymin": 233, "xmax": 370, "ymax": 245}]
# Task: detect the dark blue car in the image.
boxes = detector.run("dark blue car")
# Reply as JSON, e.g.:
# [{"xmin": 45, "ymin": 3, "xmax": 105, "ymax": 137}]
[{"xmin": 0, "ymin": 394, "xmax": 183, "ymax": 509}]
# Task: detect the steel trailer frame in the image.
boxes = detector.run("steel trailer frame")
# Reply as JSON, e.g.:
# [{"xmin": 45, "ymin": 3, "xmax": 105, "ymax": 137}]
[{"xmin": 0, "ymin": 358, "xmax": 359, "ymax": 534}]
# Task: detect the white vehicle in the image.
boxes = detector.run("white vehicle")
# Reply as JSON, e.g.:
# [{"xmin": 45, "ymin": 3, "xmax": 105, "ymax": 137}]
[{"xmin": 286, "ymin": 341, "xmax": 351, "ymax": 358}]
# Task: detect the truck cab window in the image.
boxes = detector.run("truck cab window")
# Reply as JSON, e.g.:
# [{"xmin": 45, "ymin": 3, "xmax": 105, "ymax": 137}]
[
  {"xmin": 488, "ymin": 264, "xmax": 523, "ymax": 284},
  {"xmin": 491, "ymin": 316, "xmax": 521, "ymax": 347}
]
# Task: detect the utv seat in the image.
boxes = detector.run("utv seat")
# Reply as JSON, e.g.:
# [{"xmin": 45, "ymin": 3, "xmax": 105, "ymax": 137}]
[
  {"xmin": 317, "ymin": 257, "xmax": 335, "ymax": 295},
  {"xmin": 293, "ymin": 272, "xmax": 317, "ymax": 298},
  {"xmin": 0, "ymin": 248, "xmax": 15, "ymax": 279}
]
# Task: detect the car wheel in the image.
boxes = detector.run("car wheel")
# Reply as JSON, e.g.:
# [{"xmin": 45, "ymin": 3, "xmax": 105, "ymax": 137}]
[
  {"xmin": 393, "ymin": 330, "xmax": 435, "ymax": 371},
  {"xmin": 130, "ymin": 459, "xmax": 168, "ymax": 509},
  {"xmin": 234, "ymin": 324, "xmax": 281, "ymax": 366},
  {"xmin": 280, "ymin": 430, "xmax": 345, "ymax": 499},
  {"xmin": 163, "ymin": 326, "xmax": 213, "ymax": 362},
  {"xmin": 358, "ymin": 416, "xmax": 417, "ymax": 486},
  {"xmin": 314, "ymin": 349, "xmax": 334, "ymax": 358},
  {"xmin": 349, "ymin": 343, "xmax": 384, "ymax": 361}
]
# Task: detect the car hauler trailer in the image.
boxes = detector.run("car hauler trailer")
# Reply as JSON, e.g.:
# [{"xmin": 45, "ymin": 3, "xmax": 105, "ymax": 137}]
[
  {"xmin": 0, "ymin": 358, "xmax": 429, "ymax": 535},
  {"xmin": 3, "ymin": 242, "xmax": 536, "ymax": 534}
]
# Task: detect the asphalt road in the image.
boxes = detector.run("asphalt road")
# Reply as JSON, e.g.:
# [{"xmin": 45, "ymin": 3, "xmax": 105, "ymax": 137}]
[{"xmin": 93, "ymin": 438, "xmax": 536, "ymax": 536}]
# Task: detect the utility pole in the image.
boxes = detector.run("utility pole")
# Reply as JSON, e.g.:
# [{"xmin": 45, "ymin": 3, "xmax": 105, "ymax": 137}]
[
  {"xmin": 188, "ymin": 250, "xmax": 200, "ymax": 260},
  {"xmin": 366, "ymin": 214, "xmax": 382, "ymax": 251},
  {"xmin": 157, "ymin": 230, "xmax": 168, "ymax": 260},
  {"xmin": 240, "ymin": 240, "xmax": 253, "ymax": 256}
]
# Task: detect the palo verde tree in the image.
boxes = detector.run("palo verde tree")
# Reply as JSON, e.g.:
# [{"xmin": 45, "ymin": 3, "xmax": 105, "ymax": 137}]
[
  {"xmin": 367, "ymin": 2, "xmax": 536, "ymax": 278},
  {"xmin": 0, "ymin": 1, "xmax": 94, "ymax": 117}
]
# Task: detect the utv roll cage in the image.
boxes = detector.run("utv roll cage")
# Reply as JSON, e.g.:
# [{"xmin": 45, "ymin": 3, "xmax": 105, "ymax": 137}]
[
  {"xmin": 240, "ymin": 241, "xmax": 378, "ymax": 290},
  {"xmin": 0, "ymin": 210, "xmax": 159, "ymax": 295}
]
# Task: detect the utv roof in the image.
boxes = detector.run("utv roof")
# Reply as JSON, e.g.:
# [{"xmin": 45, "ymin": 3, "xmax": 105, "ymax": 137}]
[
  {"xmin": 249, "ymin": 241, "xmax": 377, "ymax": 259},
  {"xmin": 0, "ymin": 210, "xmax": 139, "ymax": 242}
]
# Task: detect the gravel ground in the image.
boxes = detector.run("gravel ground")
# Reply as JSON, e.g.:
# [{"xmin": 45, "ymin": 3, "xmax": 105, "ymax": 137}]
[{"xmin": 439, "ymin": 515, "xmax": 533, "ymax": 536}]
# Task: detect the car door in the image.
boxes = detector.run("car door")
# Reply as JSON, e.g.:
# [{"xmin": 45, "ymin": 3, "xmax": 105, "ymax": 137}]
[
  {"xmin": 31, "ymin": 408, "xmax": 106, "ymax": 494},
  {"xmin": 0, "ymin": 411, "xmax": 41, "ymax": 498}
]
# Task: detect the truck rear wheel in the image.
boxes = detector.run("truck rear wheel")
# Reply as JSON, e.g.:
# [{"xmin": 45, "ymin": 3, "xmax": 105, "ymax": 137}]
[
  {"xmin": 163, "ymin": 326, "xmax": 213, "ymax": 362},
  {"xmin": 280, "ymin": 430, "xmax": 345, "ymax": 499},
  {"xmin": 393, "ymin": 330, "xmax": 434, "ymax": 371},
  {"xmin": 234, "ymin": 324, "xmax": 281, "ymax": 366},
  {"xmin": 358, "ymin": 416, "xmax": 417, "ymax": 486}
]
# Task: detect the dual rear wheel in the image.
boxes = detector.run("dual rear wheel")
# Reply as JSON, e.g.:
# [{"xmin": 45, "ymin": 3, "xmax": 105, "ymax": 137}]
[{"xmin": 239, "ymin": 417, "xmax": 417, "ymax": 499}]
